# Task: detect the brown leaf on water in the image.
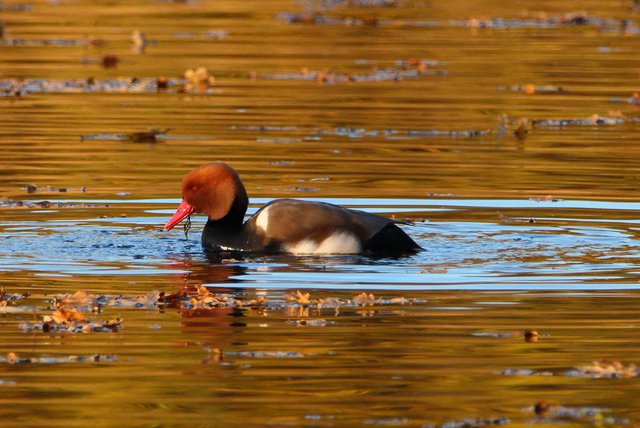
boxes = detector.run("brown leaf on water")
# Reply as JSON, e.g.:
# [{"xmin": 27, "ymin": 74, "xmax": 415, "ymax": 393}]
[
  {"xmin": 524, "ymin": 329, "xmax": 539, "ymax": 342},
  {"xmin": 52, "ymin": 308, "xmax": 86, "ymax": 324},
  {"xmin": 514, "ymin": 118, "xmax": 528, "ymax": 140},
  {"xmin": 288, "ymin": 290, "xmax": 311, "ymax": 306},
  {"xmin": 352, "ymin": 292, "xmax": 375, "ymax": 307},
  {"xmin": 101, "ymin": 54, "xmax": 119, "ymax": 69},
  {"xmin": 285, "ymin": 305, "xmax": 310, "ymax": 318},
  {"xmin": 195, "ymin": 284, "xmax": 212, "ymax": 297},
  {"xmin": 54, "ymin": 290, "xmax": 92, "ymax": 308}
]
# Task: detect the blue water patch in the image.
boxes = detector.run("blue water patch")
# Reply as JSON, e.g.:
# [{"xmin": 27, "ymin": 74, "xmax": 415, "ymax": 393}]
[{"xmin": 1, "ymin": 198, "xmax": 640, "ymax": 290}]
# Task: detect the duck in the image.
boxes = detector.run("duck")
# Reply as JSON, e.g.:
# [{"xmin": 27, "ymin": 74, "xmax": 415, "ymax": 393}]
[{"xmin": 164, "ymin": 162, "xmax": 422, "ymax": 255}]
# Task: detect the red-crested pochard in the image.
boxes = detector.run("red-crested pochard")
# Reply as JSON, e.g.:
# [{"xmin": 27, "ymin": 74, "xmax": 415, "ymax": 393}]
[{"xmin": 164, "ymin": 162, "xmax": 421, "ymax": 255}]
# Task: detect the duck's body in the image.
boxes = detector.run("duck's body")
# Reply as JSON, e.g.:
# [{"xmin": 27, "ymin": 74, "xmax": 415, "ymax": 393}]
[{"xmin": 164, "ymin": 162, "xmax": 421, "ymax": 255}]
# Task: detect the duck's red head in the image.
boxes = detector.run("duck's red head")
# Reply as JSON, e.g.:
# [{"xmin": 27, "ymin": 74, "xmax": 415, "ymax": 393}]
[{"xmin": 163, "ymin": 162, "xmax": 248, "ymax": 231}]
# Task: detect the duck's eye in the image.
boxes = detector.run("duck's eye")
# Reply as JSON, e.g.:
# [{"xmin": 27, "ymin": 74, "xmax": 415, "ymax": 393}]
[{"xmin": 191, "ymin": 185, "xmax": 199, "ymax": 193}]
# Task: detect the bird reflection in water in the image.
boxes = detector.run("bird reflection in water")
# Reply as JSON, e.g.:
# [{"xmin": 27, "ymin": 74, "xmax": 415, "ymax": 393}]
[{"xmin": 163, "ymin": 254, "xmax": 251, "ymax": 356}]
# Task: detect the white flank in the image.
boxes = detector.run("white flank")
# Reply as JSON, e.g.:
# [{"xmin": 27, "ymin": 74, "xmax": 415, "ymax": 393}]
[
  {"xmin": 286, "ymin": 232, "xmax": 361, "ymax": 255},
  {"xmin": 255, "ymin": 206, "xmax": 270, "ymax": 233}
]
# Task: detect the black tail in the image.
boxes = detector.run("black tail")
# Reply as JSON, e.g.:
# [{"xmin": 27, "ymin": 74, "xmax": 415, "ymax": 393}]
[{"xmin": 364, "ymin": 224, "xmax": 422, "ymax": 255}]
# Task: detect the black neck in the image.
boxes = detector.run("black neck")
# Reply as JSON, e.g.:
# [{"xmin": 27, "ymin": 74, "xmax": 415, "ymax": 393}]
[{"xmin": 208, "ymin": 195, "xmax": 246, "ymax": 230}]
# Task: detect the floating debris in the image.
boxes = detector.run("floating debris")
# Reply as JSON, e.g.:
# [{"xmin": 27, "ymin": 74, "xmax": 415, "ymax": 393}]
[
  {"xmin": 437, "ymin": 417, "xmax": 510, "ymax": 428},
  {"xmin": 529, "ymin": 195, "xmax": 563, "ymax": 202},
  {"xmin": 314, "ymin": 126, "xmax": 490, "ymax": 139},
  {"xmin": 173, "ymin": 30, "xmax": 229, "ymax": 40},
  {"xmin": 497, "ymin": 212, "xmax": 535, "ymax": 224},
  {"xmin": 496, "ymin": 84, "xmax": 563, "ymax": 94},
  {"xmin": 352, "ymin": 292, "xmax": 375, "ymax": 306},
  {"xmin": 420, "ymin": 267, "xmax": 448, "ymax": 274},
  {"xmin": 289, "ymin": 319, "xmax": 333, "ymax": 327},
  {"xmin": 0, "ymin": 305, "xmax": 34, "ymax": 314},
  {"xmin": 495, "ymin": 114, "xmax": 528, "ymax": 139},
  {"xmin": 231, "ymin": 125, "xmax": 299, "ymax": 132},
  {"xmin": 19, "ymin": 287, "xmax": 421, "ymax": 318},
  {"xmin": 180, "ymin": 284, "xmax": 266, "ymax": 310},
  {"xmin": 19, "ymin": 308, "xmax": 123, "ymax": 334},
  {"xmin": 223, "ymin": 350, "xmax": 307, "ymax": 358},
  {"xmin": 257, "ymin": 137, "xmax": 301, "ymax": 143},
  {"xmin": 500, "ymin": 368, "xmax": 554, "ymax": 376},
  {"xmin": 0, "ymin": 77, "xmax": 200, "ymax": 97},
  {"xmin": 268, "ymin": 160, "xmax": 295, "ymax": 166},
  {"xmin": 531, "ymin": 114, "xmax": 625, "ymax": 127},
  {"xmin": 610, "ymin": 92, "xmax": 640, "ymax": 106},
  {"xmin": 566, "ymin": 360, "xmax": 640, "ymax": 378},
  {"xmin": 126, "ymin": 128, "xmax": 170, "ymax": 143},
  {"xmin": 0, "ymin": 352, "xmax": 116, "ymax": 364},
  {"xmin": 297, "ymin": 0, "xmax": 398, "ymax": 11},
  {"xmin": 131, "ymin": 30, "xmax": 147, "ymax": 53},
  {"xmin": 0, "ymin": 288, "xmax": 32, "ymax": 314},
  {"xmin": 363, "ymin": 417, "xmax": 410, "ymax": 426},
  {"xmin": 86, "ymin": 36, "xmax": 108, "ymax": 47},
  {"xmin": 79, "ymin": 132, "xmax": 130, "ymax": 141},
  {"xmin": 51, "ymin": 290, "xmax": 156, "ymax": 312},
  {"xmin": 277, "ymin": 10, "xmax": 638, "ymax": 33},
  {"xmin": 0, "ymin": 37, "xmax": 86, "ymax": 47},
  {"xmin": 500, "ymin": 360, "xmax": 640, "ymax": 378},
  {"xmin": 22, "ymin": 184, "xmax": 76, "ymax": 194},
  {"xmin": 0, "ymin": 199, "xmax": 109, "ymax": 210},
  {"xmin": 323, "ymin": 126, "xmax": 489, "ymax": 138},
  {"xmin": 202, "ymin": 29, "xmax": 229, "ymax": 40},
  {"xmin": 255, "ymin": 59, "xmax": 446, "ymax": 84},
  {"xmin": 101, "ymin": 54, "xmax": 119, "ymax": 69},
  {"xmin": 80, "ymin": 128, "xmax": 170, "ymax": 142},
  {"xmin": 286, "ymin": 290, "xmax": 419, "ymax": 310},
  {"xmin": 289, "ymin": 290, "xmax": 311, "ymax": 305},
  {"xmin": 496, "ymin": 112, "xmax": 634, "ymax": 136},
  {"xmin": 230, "ymin": 123, "xmax": 488, "ymax": 140},
  {"xmin": 285, "ymin": 186, "xmax": 320, "ymax": 192},
  {"xmin": 527, "ymin": 402, "xmax": 629, "ymax": 425},
  {"xmin": 513, "ymin": 118, "xmax": 528, "ymax": 140},
  {"xmin": 0, "ymin": 287, "xmax": 29, "ymax": 303},
  {"xmin": 183, "ymin": 67, "xmax": 216, "ymax": 92},
  {"xmin": 472, "ymin": 330, "xmax": 541, "ymax": 342}
]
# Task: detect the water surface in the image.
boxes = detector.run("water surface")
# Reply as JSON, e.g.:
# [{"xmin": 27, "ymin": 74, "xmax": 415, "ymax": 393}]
[{"xmin": 1, "ymin": 0, "xmax": 640, "ymax": 426}]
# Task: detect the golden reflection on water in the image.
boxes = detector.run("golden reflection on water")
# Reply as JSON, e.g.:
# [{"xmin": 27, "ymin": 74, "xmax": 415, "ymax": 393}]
[{"xmin": 2, "ymin": 0, "xmax": 640, "ymax": 425}]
